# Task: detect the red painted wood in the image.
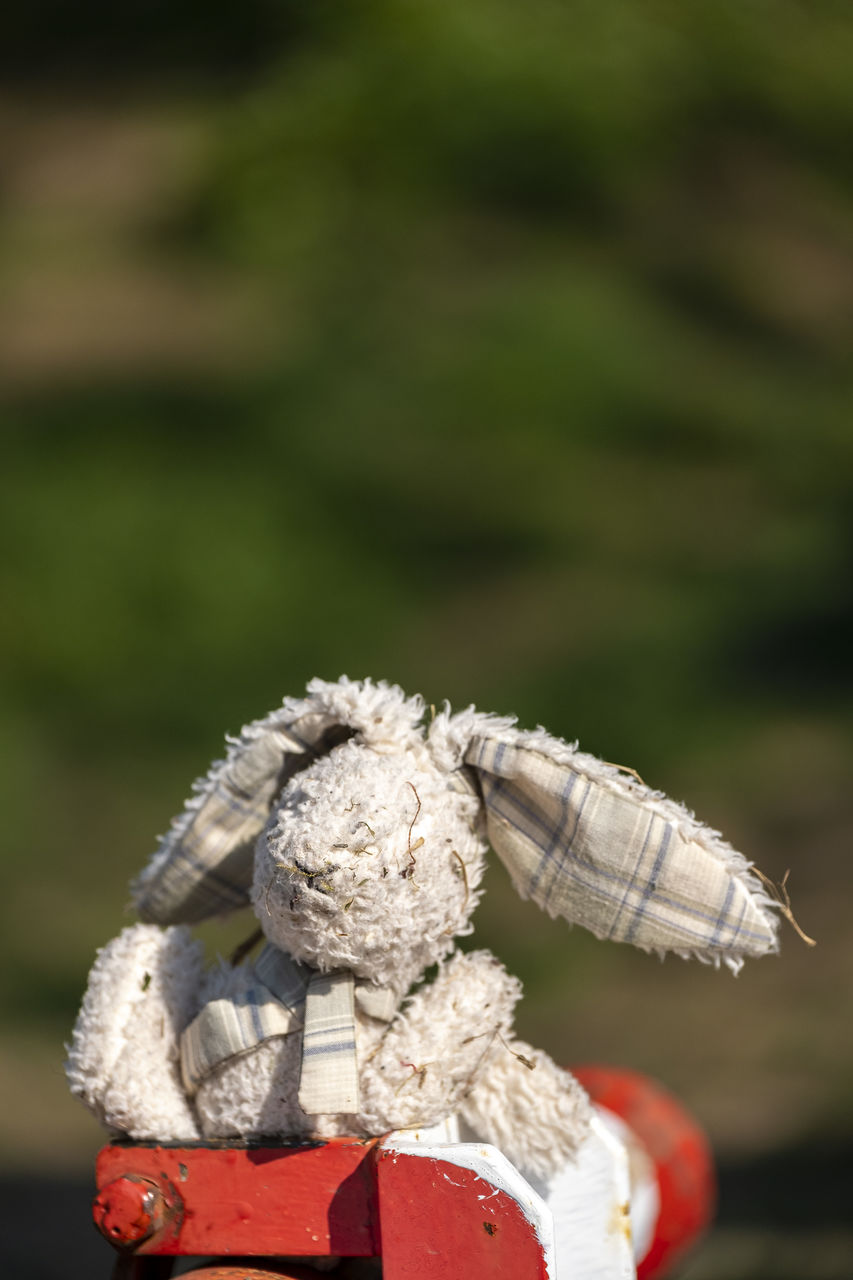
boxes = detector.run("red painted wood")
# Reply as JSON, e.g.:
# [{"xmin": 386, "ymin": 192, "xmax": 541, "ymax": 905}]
[
  {"xmin": 95, "ymin": 1140, "xmax": 379, "ymax": 1257},
  {"xmin": 572, "ymin": 1066, "xmax": 716, "ymax": 1280},
  {"xmin": 375, "ymin": 1148, "xmax": 548, "ymax": 1280},
  {"xmin": 180, "ymin": 1267, "xmax": 325, "ymax": 1279}
]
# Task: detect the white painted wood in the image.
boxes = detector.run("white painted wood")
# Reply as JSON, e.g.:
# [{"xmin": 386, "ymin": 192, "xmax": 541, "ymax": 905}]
[
  {"xmin": 387, "ymin": 1110, "xmax": 638, "ymax": 1279},
  {"xmin": 594, "ymin": 1106, "xmax": 660, "ymax": 1264},
  {"xmin": 525, "ymin": 1114, "xmax": 636, "ymax": 1280}
]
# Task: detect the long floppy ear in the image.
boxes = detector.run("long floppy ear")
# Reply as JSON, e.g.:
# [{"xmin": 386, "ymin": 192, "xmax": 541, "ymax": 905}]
[
  {"xmin": 133, "ymin": 677, "xmax": 424, "ymax": 925},
  {"xmin": 435, "ymin": 713, "xmax": 780, "ymax": 973}
]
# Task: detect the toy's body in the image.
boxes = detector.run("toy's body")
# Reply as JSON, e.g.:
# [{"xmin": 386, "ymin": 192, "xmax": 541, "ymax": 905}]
[{"xmin": 68, "ymin": 677, "xmax": 781, "ymax": 1277}]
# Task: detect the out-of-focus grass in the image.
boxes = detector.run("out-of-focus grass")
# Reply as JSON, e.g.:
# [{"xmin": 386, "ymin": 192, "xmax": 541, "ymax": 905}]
[
  {"xmin": 0, "ymin": 8, "xmax": 851, "ymax": 1241},
  {"xmin": 3, "ymin": 371, "xmax": 851, "ymax": 1173}
]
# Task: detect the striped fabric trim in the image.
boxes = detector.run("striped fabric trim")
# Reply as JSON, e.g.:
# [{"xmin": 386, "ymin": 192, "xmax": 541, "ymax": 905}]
[
  {"xmin": 135, "ymin": 714, "xmax": 341, "ymax": 925},
  {"xmin": 298, "ymin": 971, "xmax": 360, "ymax": 1115},
  {"xmin": 180, "ymin": 986, "xmax": 300, "ymax": 1094},
  {"xmin": 354, "ymin": 983, "xmax": 399, "ymax": 1022},
  {"xmin": 255, "ymin": 942, "xmax": 312, "ymax": 1010},
  {"xmin": 465, "ymin": 736, "xmax": 777, "ymax": 961},
  {"xmin": 446, "ymin": 766, "xmax": 480, "ymax": 798},
  {"xmin": 179, "ymin": 945, "xmax": 397, "ymax": 1114}
]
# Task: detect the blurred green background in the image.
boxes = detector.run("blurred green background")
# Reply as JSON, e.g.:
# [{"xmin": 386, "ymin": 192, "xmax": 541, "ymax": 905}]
[{"xmin": 1, "ymin": 2, "xmax": 852, "ymax": 1275}]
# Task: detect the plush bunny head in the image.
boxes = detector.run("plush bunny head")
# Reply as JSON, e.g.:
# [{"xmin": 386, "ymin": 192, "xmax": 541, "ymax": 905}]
[
  {"xmin": 133, "ymin": 676, "xmax": 781, "ymax": 977},
  {"xmin": 253, "ymin": 735, "xmax": 487, "ymax": 991}
]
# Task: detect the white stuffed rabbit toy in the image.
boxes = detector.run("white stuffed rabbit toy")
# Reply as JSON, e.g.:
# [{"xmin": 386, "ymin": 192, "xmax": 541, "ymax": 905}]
[{"xmin": 67, "ymin": 677, "xmax": 781, "ymax": 1187}]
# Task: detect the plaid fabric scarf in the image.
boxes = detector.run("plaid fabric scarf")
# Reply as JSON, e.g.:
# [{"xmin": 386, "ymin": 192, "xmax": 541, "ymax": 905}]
[{"xmin": 180, "ymin": 945, "xmax": 397, "ymax": 1115}]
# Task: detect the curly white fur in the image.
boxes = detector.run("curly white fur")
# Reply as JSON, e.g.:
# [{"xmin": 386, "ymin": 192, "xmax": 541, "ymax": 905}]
[
  {"xmin": 68, "ymin": 675, "xmax": 781, "ymax": 1180},
  {"xmin": 253, "ymin": 738, "xmax": 486, "ymax": 991},
  {"xmin": 66, "ymin": 924, "xmax": 203, "ymax": 1140}
]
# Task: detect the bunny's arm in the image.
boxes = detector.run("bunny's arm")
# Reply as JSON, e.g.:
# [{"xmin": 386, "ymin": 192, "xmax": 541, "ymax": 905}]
[
  {"xmin": 65, "ymin": 923, "xmax": 205, "ymax": 1140},
  {"xmin": 459, "ymin": 1038, "xmax": 592, "ymax": 1179},
  {"xmin": 357, "ymin": 948, "xmax": 522, "ymax": 1135}
]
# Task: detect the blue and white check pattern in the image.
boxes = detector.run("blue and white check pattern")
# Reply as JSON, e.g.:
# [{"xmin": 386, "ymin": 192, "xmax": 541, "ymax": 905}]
[
  {"xmin": 297, "ymin": 970, "xmax": 359, "ymax": 1116},
  {"xmin": 180, "ymin": 983, "xmax": 299, "ymax": 1095},
  {"xmin": 135, "ymin": 714, "xmax": 337, "ymax": 925},
  {"xmin": 465, "ymin": 736, "xmax": 777, "ymax": 961},
  {"xmin": 180, "ymin": 944, "xmax": 396, "ymax": 1115}
]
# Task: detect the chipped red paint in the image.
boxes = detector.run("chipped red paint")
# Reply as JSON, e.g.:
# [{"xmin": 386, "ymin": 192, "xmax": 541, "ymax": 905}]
[
  {"xmin": 573, "ymin": 1065, "xmax": 716, "ymax": 1280},
  {"xmin": 94, "ymin": 1139, "xmax": 549, "ymax": 1277},
  {"xmin": 94, "ymin": 1174, "xmax": 170, "ymax": 1245},
  {"xmin": 95, "ymin": 1139, "xmax": 378, "ymax": 1257},
  {"xmin": 177, "ymin": 1268, "xmax": 327, "ymax": 1279},
  {"xmin": 375, "ymin": 1148, "xmax": 549, "ymax": 1279},
  {"xmin": 94, "ymin": 1070, "xmax": 712, "ymax": 1277}
]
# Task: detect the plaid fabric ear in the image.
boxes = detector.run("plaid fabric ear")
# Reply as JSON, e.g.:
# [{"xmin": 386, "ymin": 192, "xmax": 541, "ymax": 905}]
[
  {"xmin": 465, "ymin": 735, "xmax": 779, "ymax": 970},
  {"xmin": 133, "ymin": 708, "xmax": 350, "ymax": 924}
]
